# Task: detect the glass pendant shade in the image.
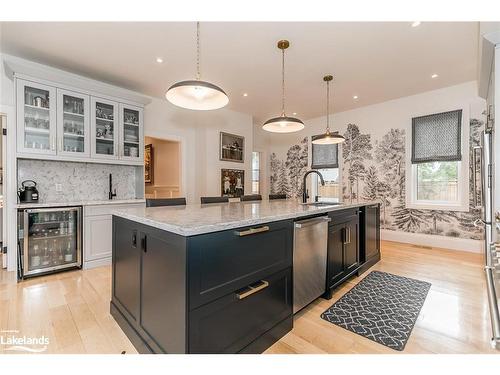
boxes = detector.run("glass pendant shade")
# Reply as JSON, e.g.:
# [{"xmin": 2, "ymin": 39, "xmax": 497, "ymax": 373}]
[
  {"xmin": 263, "ymin": 40, "xmax": 304, "ymax": 133},
  {"xmin": 165, "ymin": 80, "xmax": 229, "ymax": 110},
  {"xmin": 166, "ymin": 22, "xmax": 228, "ymax": 111},
  {"xmin": 263, "ymin": 115, "xmax": 305, "ymax": 133},
  {"xmin": 312, "ymin": 74, "xmax": 345, "ymax": 144}
]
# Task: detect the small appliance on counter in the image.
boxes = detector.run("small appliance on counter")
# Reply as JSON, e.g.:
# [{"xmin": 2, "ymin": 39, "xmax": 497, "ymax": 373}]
[
  {"xmin": 17, "ymin": 206, "xmax": 82, "ymax": 279},
  {"xmin": 18, "ymin": 180, "xmax": 39, "ymax": 203}
]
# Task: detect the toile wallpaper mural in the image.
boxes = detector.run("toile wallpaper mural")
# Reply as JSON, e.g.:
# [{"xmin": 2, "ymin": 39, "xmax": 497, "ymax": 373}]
[
  {"xmin": 270, "ymin": 137, "xmax": 309, "ymax": 199},
  {"xmin": 269, "ymin": 105, "xmax": 485, "ymax": 240}
]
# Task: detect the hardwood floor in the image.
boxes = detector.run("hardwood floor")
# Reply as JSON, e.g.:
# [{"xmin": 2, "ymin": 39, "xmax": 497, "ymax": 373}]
[{"xmin": 0, "ymin": 241, "xmax": 497, "ymax": 354}]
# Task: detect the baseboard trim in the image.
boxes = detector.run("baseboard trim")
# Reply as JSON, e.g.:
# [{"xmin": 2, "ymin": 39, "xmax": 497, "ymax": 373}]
[
  {"xmin": 83, "ymin": 257, "xmax": 111, "ymax": 269},
  {"xmin": 381, "ymin": 229, "xmax": 483, "ymax": 253}
]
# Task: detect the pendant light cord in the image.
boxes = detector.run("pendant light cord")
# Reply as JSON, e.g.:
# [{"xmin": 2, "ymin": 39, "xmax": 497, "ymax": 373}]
[
  {"xmin": 281, "ymin": 47, "xmax": 285, "ymax": 116},
  {"xmin": 326, "ymin": 79, "xmax": 330, "ymax": 133},
  {"xmin": 196, "ymin": 21, "xmax": 201, "ymax": 80}
]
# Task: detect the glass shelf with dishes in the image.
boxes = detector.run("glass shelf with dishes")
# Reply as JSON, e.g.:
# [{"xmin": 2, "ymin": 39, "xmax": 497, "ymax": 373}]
[
  {"xmin": 61, "ymin": 93, "xmax": 87, "ymax": 154},
  {"xmin": 93, "ymin": 100, "xmax": 117, "ymax": 157},
  {"xmin": 18, "ymin": 81, "xmax": 56, "ymax": 154},
  {"xmin": 121, "ymin": 105, "xmax": 143, "ymax": 159}
]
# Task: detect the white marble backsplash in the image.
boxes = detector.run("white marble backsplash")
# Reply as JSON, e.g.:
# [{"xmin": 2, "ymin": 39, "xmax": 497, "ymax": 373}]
[{"xmin": 18, "ymin": 159, "xmax": 139, "ymax": 203}]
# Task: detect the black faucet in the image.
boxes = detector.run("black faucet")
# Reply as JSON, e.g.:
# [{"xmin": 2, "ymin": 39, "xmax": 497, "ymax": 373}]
[
  {"xmin": 302, "ymin": 170, "xmax": 325, "ymax": 203},
  {"xmin": 109, "ymin": 173, "xmax": 117, "ymax": 200}
]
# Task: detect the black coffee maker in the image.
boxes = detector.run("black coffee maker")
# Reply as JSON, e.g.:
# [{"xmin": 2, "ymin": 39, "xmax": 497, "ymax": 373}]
[{"xmin": 18, "ymin": 180, "xmax": 39, "ymax": 203}]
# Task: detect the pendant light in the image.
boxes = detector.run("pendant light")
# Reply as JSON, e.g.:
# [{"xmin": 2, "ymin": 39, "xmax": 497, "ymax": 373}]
[
  {"xmin": 312, "ymin": 75, "xmax": 345, "ymax": 144},
  {"xmin": 262, "ymin": 40, "xmax": 304, "ymax": 133},
  {"xmin": 165, "ymin": 22, "xmax": 229, "ymax": 110}
]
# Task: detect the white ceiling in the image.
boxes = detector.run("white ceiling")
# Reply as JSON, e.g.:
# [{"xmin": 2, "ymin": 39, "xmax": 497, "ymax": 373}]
[{"xmin": 0, "ymin": 22, "xmax": 478, "ymax": 123}]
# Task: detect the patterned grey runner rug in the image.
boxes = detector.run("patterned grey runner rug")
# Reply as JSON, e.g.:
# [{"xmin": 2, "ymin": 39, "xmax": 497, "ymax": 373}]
[{"xmin": 320, "ymin": 271, "xmax": 431, "ymax": 351}]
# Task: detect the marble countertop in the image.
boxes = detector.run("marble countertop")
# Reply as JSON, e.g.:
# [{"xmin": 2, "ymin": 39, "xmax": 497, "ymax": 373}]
[
  {"xmin": 16, "ymin": 198, "xmax": 145, "ymax": 209},
  {"xmin": 112, "ymin": 200, "xmax": 376, "ymax": 237}
]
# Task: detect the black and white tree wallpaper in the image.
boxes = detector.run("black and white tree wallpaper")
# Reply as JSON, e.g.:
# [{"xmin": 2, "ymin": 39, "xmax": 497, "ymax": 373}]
[
  {"xmin": 269, "ymin": 104, "xmax": 486, "ymax": 240},
  {"xmin": 270, "ymin": 137, "xmax": 308, "ymax": 199}
]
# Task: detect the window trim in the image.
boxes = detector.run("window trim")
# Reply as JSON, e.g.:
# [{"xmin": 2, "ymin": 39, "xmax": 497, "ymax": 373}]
[{"xmin": 406, "ymin": 106, "xmax": 469, "ymax": 212}]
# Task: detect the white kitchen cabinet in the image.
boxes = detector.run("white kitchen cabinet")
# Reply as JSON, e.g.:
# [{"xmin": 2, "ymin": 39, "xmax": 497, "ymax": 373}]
[
  {"xmin": 16, "ymin": 79, "xmax": 57, "ymax": 155},
  {"xmin": 56, "ymin": 88, "xmax": 90, "ymax": 158},
  {"xmin": 15, "ymin": 76, "xmax": 145, "ymax": 166},
  {"xmin": 119, "ymin": 104, "xmax": 144, "ymax": 162},
  {"xmin": 91, "ymin": 97, "xmax": 120, "ymax": 160},
  {"xmin": 83, "ymin": 202, "xmax": 144, "ymax": 269}
]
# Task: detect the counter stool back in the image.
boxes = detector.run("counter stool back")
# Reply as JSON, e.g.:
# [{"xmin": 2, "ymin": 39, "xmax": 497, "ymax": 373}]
[
  {"xmin": 200, "ymin": 196, "xmax": 229, "ymax": 204},
  {"xmin": 146, "ymin": 198, "xmax": 187, "ymax": 207},
  {"xmin": 269, "ymin": 194, "xmax": 287, "ymax": 200}
]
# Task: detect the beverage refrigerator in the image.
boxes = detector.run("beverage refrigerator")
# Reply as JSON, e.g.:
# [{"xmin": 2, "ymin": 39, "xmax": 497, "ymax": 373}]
[{"xmin": 17, "ymin": 206, "xmax": 82, "ymax": 278}]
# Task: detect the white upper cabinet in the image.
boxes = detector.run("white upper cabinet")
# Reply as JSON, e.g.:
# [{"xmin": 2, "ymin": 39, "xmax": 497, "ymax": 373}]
[
  {"xmin": 119, "ymin": 104, "xmax": 144, "ymax": 162},
  {"xmin": 57, "ymin": 89, "xmax": 90, "ymax": 158},
  {"xmin": 91, "ymin": 97, "xmax": 120, "ymax": 160},
  {"xmin": 17, "ymin": 79, "xmax": 57, "ymax": 155},
  {"xmin": 15, "ymin": 76, "xmax": 145, "ymax": 165}
]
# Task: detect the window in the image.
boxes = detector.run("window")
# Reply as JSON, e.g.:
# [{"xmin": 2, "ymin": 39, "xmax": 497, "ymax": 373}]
[
  {"xmin": 314, "ymin": 168, "xmax": 340, "ymax": 202},
  {"xmin": 311, "ymin": 136, "xmax": 340, "ymax": 202},
  {"xmin": 251, "ymin": 151, "xmax": 260, "ymax": 194},
  {"xmin": 408, "ymin": 109, "xmax": 468, "ymax": 211}
]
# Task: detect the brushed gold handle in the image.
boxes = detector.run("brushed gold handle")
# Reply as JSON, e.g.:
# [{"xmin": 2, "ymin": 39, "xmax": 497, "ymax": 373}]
[
  {"xmin": 236, "ymin": 280, "xmax": 269, "ymax": 300},
  {"xmin": 235, "ymin": 225, "xmax": 269, "ymax": 237}
]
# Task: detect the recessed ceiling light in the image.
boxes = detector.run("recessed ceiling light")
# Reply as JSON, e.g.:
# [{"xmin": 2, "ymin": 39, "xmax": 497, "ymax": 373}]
[
  {"xmin": 431, "ymin": 73, "xmax": 439, "ymax": 78},
  {"xmin": 353, "ymin": 95, "xmax": 358, "ymax": 100},
  {"xmin": 411, "ymin": 21, "xmax": 421, "ymax": 27},
  {"xmin": 156, "ymin": 57, "xmax": 163, "ymax": 63},
  {"xmin": 243, "ymin": 93, "xmax": 248, "ymax": 97}
]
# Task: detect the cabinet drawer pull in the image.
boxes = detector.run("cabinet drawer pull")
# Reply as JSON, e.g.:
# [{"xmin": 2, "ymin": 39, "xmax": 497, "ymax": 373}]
[
  {"xmin": 235, "ymin": 225, "xmax": 269, "ymax": 237},
  {"xmin": 236, "ymin": 280, "xmax": 269, "ymax": 300}
]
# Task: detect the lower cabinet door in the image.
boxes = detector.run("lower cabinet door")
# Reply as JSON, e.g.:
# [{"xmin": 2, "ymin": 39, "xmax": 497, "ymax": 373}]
[
  {"xmin": 84, "ymin": 214, "xmax": 112, "ymax": 261},
  {"xmin": 188, "ymin": 268, "xmax": 292, "ymax": 354},
  {"xmin": 113, "ymin": 217, "xmax": 141, "ymax": 322},
  {"xmin": 140, "ymin": 226, "xmax": 187, "ymax": 354},
  {"xmin": 344, "ymin": 217, "xmax": 359, "ymax": 273},
  {"xmin": 327, "ymin": 223, "xmax": 345, "ymax": 288}
]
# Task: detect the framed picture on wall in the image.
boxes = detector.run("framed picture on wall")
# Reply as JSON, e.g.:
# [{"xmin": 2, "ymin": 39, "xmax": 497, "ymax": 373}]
[
  {"xmin": 144, "ymin": 144, "xmax": 154, "ymax": 184},
  {"xmin": 221, "ymin": 169, "xmax": 244, "ymax": 197},
  {"xmin": 220, "ymin": 132, "xmax": 244, "ymax": 163}
]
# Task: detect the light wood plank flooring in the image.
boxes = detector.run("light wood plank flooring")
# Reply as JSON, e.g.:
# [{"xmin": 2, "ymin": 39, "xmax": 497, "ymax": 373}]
[{"xmin": 0, "ymin": 241, "xmax": 497, "ymax": 354}]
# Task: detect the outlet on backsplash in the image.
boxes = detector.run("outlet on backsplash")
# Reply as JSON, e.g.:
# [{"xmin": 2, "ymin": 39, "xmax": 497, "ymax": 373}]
[{"xmin": 56, "ymin": 183, "xmax": 62, "ymax": 192}]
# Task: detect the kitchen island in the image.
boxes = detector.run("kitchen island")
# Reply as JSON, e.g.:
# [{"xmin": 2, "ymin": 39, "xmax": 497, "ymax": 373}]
[{"xmin": 110, "ymin": 200, "xmax": 380, "ymax": 354}]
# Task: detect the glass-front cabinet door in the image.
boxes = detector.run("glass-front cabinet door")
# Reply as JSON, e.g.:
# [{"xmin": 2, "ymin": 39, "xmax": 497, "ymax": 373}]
[
  {"xmin": 120, "ymin": 104, "xmax": 143, "ymax": 162},
  {"xmin": 91, "ymin": 97, "xmax": 119, "ymax": 159},
  {"xmin": 16, "ymin": 79, "xmax": 57, "ymax": 155},
  {"xmin": 57, "ymin": 89, "xmax": 90, "ymax": 158}
]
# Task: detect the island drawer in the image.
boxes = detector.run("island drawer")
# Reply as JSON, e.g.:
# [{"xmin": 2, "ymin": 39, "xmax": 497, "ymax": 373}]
[
  {"xmin": 187, "ymin": 219, "xmax": 293, "ymax": 309},
  {"xmin": 188, "ymin": 267, "xmax": 292, "ymax": 353}
]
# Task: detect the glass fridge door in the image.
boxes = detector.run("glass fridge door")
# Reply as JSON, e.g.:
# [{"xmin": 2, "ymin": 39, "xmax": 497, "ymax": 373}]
[{"xmin": 23, "ymin": 207, "xmax": 82, "ymax": 277}]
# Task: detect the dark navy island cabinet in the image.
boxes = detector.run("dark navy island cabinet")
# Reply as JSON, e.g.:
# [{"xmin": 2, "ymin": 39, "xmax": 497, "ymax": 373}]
[
  {"xmin": 110, "ymin": 204, "xmax": 380, "ymax": 354},
  {"xmin": 111, "ymin": 217, "xmax": 293, "ymax": 354}
]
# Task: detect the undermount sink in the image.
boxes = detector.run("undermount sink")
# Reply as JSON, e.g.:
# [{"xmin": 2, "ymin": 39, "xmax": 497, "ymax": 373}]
[{"xmin": 301, "ymin": 202, "xmax": 343, "ymax": 207}]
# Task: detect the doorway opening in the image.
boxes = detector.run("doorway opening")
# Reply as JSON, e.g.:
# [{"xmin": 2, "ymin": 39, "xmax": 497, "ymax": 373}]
[{"xmin": 144, "ymin": 136, "xmax": 182, "ymax": 199}]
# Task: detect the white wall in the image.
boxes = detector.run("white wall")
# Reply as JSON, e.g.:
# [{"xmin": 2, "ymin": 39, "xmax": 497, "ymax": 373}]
[{"xmin": 144, "ymin": 98, "xmax": 254, "ymax": 203}]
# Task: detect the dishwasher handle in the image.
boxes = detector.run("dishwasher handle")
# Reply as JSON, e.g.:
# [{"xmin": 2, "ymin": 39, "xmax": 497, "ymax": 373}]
[{"xmin": 295, "ymin": 216, "xmax": 331, "ymax": 228}]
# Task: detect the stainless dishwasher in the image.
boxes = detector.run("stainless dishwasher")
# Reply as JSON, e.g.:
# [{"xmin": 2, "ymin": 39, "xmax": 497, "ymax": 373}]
[{"xmin": 293, "ymin": 215, "xmax": 331, "ymax": 313}]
